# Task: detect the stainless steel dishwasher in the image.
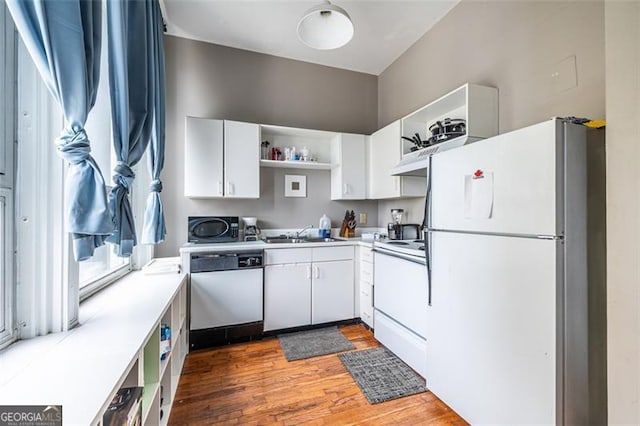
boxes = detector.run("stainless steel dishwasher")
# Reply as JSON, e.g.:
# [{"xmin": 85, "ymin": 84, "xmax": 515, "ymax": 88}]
[{"xmin": 189, "ymin": 250, "xmax": 264, "ymax": 350}]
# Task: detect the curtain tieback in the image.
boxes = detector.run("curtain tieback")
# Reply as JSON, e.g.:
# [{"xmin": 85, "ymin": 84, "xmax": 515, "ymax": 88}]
[
  {"xmin": 55, "ymin": 127, "xmax": 91, "ymax": 164},
  {"xmin": 113, "ymin": 161, "xmax": 135, "ymax": 191},
  {"xmin": 149, "ymin": 179, "xmax": 163, "ymax": 193}
]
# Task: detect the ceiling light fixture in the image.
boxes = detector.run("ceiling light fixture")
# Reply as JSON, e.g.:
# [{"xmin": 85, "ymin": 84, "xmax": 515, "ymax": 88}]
[{"xmin": 297, "ymin": 1, "xmax": 354, "ymax": 50}]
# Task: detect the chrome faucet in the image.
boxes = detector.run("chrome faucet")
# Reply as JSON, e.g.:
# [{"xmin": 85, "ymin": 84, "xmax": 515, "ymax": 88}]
[{"xmin": 294, "ymin": 225, "xmax": 314, "ymax": 239}]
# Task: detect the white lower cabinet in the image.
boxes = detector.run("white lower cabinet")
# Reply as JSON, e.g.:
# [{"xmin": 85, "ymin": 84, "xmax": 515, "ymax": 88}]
[
  {"xmin": 264, "ymin": 263, "xmax": 312, "ymax": 331},
  {"xmin": 312, "ymin": 260, "xmax": 354, "ymax": 324},
  {"xmin": 264, "ymin": 247, "xmax": 354, "ymax": 332}
]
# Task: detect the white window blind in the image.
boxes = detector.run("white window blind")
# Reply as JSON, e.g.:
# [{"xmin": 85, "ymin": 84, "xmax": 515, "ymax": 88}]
[
  {"xmin": 0, "ymin": 189, "xmax": 13, "ymax": 346},
  {"xmin": 0, "ymin": 2, "xmax": 16, "ymax": 349}
]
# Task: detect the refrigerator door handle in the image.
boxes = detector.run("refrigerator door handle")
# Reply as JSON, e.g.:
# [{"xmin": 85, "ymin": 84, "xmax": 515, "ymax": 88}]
[
  {"xmin": 426, "ymin": 230, "xmax": 432, "ymax": 306},
  {"xmin": 425, "ymin": 155, "xmax": 433, "ymax": 306}
]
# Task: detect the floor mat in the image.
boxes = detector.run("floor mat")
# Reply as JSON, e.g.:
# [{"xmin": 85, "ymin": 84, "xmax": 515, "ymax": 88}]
[
  {"xmin": 278, "ymin": 326, "xmax": 355, "ymax": 361},
  {"xmin": 338, "ymin": 347, "xmax": 427, "ymax": 404}
]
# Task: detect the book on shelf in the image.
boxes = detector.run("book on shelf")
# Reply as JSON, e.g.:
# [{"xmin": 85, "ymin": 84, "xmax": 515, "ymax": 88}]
[{"xmin": 103, "ymin": 387, "xmax": 143, "ymax": 426}]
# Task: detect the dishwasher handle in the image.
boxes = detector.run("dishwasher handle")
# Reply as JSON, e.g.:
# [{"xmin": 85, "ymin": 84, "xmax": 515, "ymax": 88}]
[{"xmin": 191, "ymin": 253, "xmax": 238, "ymax": 259}]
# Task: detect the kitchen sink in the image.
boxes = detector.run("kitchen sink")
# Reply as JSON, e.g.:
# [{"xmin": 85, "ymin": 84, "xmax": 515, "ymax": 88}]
[
  {"xmin": 304, "ymin": 237, "xmax": 336, "ymax": 243},
  {"xmin": 263, "ymin": 237, "xmax": 336, "ymax": 244},
  {"xmin": 263, "ymin": 238, "xmax": 306, "ymax": 244}
]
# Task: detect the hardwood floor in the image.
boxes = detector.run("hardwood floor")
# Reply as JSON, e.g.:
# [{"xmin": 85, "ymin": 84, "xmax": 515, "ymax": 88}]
[{"xmin": 168, "ymin": 324, "xmax": 467, "ymax": 425}]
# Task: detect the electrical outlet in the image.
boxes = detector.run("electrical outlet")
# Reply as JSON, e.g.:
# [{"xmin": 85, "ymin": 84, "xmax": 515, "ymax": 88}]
[{"xmin": 359, "ymin": 213, "xmax": 367, "ymax": 225}]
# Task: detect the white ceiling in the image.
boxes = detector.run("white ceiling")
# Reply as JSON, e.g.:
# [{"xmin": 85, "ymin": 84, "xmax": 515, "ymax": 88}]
[{"xmin": 161, "ymin": 1, "xmax": 460, "ymax": 75}]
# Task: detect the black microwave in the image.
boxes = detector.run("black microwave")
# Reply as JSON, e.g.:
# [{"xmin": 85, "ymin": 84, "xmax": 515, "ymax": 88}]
[{"xmin": 188, "ymin": 216, "xmax": 240, "ymax": 243}]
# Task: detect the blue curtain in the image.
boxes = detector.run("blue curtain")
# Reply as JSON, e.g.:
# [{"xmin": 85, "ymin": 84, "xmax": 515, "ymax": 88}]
[
  {"xmin": 6, "ymin": 0, "xmax": 113, "ymax": 261},
  {"xmin": 141, "ymin": 1, "xmax": 167, "ymax": 245},
  {"xmin": 106, "ymin": 0, "xmax": 162, "ymax": 256}
]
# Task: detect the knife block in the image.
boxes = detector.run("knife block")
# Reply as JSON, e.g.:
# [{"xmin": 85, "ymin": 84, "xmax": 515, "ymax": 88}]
[{"xmin": 339, "ymin": 221, "xmax": 356, "ymax": 238}]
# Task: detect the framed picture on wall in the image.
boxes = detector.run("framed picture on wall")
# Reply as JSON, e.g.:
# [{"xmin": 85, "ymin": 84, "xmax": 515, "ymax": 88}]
[{"xmin": 284, "ymin": 175, "xmax": 307, "ymax": 197}]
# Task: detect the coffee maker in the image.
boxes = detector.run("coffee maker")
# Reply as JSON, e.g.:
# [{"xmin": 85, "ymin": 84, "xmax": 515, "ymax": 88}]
[
  {"xmin": 388, "ymin": 209, "xmax": 404, "ymax": 240},
  {"xmin": 242, "ymin": 217, "xmax": 260, "ymax": 241}
]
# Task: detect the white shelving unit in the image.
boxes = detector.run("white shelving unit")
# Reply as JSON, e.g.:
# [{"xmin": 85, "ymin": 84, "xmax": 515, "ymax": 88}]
[
  {"xmin": 260, "ymin": 124, "xmax": 336, "ymax": 166},
  {"xmin": 0, "ymin": 266, "xmax": 189, "ymax": 426},
  {"xmin": 106, "ymin": 274, "xmax": 188, "ymax": 426},
  {"xmin": 259, "ymin": 159, "xmax": 332, "ymax": 170},
  {"xmin": 260, "ymin": 124, "xmax": 368, "ymax": 200},
  {"xmin": 394, "ymin": 83, "xmax": 498, "ymax": 176}
]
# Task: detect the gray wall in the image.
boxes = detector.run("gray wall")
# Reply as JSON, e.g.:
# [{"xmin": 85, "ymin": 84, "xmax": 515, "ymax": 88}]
[
  {"xmin": 605, "ymin": 2, "xmax": 639, "ymax": 423},
  {"xmin": 159, "ymin": 1, "xmax": 606, "ymax": 252},
  {"xmin": 378, "ymin": 0, "xmax": 604, "ymax": 130},
  {"xmin": 158, "ymin": 36, "xmax": 379, "ymax": 256},
  {"xmin": 376, "ymin": 0, "xmax": 605, "ymax": 226}
]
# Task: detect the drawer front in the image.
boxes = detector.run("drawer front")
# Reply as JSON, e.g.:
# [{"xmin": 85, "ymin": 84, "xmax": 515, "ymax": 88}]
[
  {"xmin": 359, "ymin": 281, "xmax": 372, "ymax": 299},
  {"xmin": 359, "ymin": 281, "xmax": 373, "ymax": 328},
  {"xmin": 374, "ymin": 310, "xmax": 427, "ymax": 378},
  {"xmin": 359, "ymin": 261, "xmax": 373, "ymax": 284},
  {"xmin": 359, "ymin": 282, "xmax": 373, "ymax": 313},
  {"xmin": 360, "ymin": 246, "xmax": 374, "ymax": 263},
  {"xmin": 361, "ymin": 309, "xmax": 374, "ymax": 328},
  {"xmin": 265, "ymin": 248, "xmax": 312, "ymax": 265},
  {"xmin": 312, "ymin": 246, "xmax": 354, "ymax": 262}
]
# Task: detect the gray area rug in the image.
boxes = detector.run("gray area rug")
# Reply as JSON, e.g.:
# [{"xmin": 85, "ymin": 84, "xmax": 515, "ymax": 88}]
[
  {"xmin": 338, "ymin": 347, "xmax": 427, "ymax": 404},
  {"xmin": 278, "ymin": 326, "xmax": 355, "ymax": 361}
]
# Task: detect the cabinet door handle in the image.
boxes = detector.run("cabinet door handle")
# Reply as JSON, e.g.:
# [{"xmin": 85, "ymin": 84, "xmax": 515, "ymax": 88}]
[
  {"xmin": 314, "ymin": 266, "xmax": 319, "ymax": 279},
  {"xmin": 218, "ymin": 181, "xmax": 224, "ymax": 196},
  {"xmin": 227, "ymin": 182, "xmax": 234, "ymax": 195},
  {"xmin": 306, "ymin": 265, "xmax": 312, "ymax": 279},
  {"xmin": 343, "ymin": 183, "xmax": 349, "ymax": 195}
]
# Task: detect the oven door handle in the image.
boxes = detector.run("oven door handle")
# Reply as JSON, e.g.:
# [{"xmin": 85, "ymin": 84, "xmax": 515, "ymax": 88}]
[{"xmin": 372, "ymin": 247, "xmax": 426, "ymax": 266}]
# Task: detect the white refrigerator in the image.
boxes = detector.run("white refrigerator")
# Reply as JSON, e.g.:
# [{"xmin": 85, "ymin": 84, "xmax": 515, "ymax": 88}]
[{"xmin": 425, "ymin": 119, "xmax": 605, "ymax": 425}]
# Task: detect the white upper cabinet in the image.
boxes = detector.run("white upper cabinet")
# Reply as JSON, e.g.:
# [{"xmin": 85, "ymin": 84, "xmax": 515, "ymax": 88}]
[
  {"xmin": 368, "ymin": 120, "xmax": 426, "ymax": 199},
  {"xmin": 185, "ymin": 117, "xmax": 260, "ymax": 198},
  {"xmin": 331, "ymin": 133, "xmax": 366, "ymax": 200},
  {"xmin": 185, "ymin": 117, "xmax": 224, "ymax": 197},
  {"xmin": 224, "ymin": 120, "xmax": 260, "ymax": 198}
]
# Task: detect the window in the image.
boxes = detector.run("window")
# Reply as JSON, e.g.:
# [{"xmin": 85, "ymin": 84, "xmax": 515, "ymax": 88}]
[
  {"xmin": 78, "ymin": 21, "xmax": 131, "ymax": 299},
  {"xmin": 0, "ymin": 3, "xmax": 16, "ymax": 348},
  {"xmin": 7, "ymin": 3, "xmax": 152, "ymax": 339}
]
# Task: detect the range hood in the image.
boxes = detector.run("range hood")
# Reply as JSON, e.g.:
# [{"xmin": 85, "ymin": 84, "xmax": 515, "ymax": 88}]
[{"xmin": 391, "ymin": 135, "xmax": 482, "ymax": 177}]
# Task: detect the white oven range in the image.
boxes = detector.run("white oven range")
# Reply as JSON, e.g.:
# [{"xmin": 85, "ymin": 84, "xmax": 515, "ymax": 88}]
[{"xmin": 372, "ymin": 240, "xmax": 428, "ymax": 378}]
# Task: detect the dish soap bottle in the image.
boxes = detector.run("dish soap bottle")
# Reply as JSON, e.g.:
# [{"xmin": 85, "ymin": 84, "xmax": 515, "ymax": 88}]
[{"xmin": 319, "ymin": 214, "xmax": 331, "ymax": 238}]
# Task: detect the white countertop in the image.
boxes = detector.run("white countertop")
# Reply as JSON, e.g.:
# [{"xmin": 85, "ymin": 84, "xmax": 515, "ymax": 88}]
[
  {"xmin": 179, "ymin": 238, "xmax": 375, "ymax": 253},
  {"xmin": 179, "ymin": 227, "xmax": 384, "ymax": 254},
  {"xmin": 0, "ymin": 263, "xmax": 186, "ymax": 426}
]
